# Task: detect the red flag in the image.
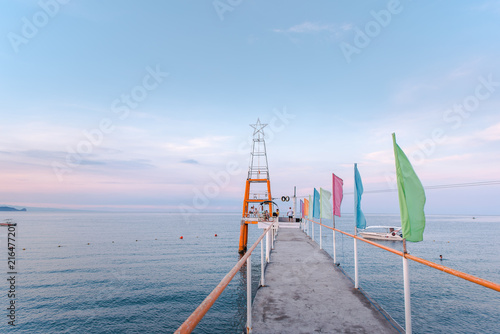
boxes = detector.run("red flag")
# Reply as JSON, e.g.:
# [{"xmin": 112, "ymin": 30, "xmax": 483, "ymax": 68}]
[{"xmin": 332, "ymin": 173, "xmax": 344, "ymax": 217}]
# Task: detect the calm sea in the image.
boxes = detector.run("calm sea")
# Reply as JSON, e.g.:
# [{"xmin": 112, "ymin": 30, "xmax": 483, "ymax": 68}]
[{"xmin": 0, "ymin": 212, "xmax": 498, "ymax": 333}]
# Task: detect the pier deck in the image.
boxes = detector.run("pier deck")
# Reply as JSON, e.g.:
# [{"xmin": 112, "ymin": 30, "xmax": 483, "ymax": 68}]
[{"xmin": 251, "ymin": 228, "xmax": 403, "ymax": 334}]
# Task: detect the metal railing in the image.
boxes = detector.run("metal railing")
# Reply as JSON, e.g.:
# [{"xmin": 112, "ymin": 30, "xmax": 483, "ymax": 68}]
[
  {"xmin": 303, "ymin": 217, "xmax": 500, "ymax": 333},
  {"xmin": 174, "ymin": 222, "xmax": 277, "ymax": 334}
]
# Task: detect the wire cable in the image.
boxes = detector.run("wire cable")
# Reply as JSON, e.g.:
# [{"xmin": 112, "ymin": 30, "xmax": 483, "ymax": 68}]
[{"xmin": 294, "ymin": 180, "xmax": 500, "ymax": 197}]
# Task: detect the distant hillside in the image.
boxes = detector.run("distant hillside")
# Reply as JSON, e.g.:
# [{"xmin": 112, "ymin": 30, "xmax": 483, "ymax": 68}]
[{"xmin": 0, "ymin": 206, "xmax": 27, "ymax": 212}]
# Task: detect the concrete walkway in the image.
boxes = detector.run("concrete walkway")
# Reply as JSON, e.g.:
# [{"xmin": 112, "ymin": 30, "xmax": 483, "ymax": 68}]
[{"xmin": 251, "ymin": 228, "xmax": 403, "ymax": 334}]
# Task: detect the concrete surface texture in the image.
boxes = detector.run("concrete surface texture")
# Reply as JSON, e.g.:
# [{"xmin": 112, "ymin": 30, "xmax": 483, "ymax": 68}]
[{"xmin": 251, "ymin": 228, "xmax": 403, "ymax": 334}]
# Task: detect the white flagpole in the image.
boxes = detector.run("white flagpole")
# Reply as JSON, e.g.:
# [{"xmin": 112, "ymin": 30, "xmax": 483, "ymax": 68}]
[
  {"xmin": 354, "ymin": 164, "xmax": 359, "ymax": 289},
  {"xmin": 312, "ymin": 216, "xmax": 315, "ymax": 242},
  {"xmin": 403, "ymin": 239, "xmax": 412, "ymax": 333},
  {"xmin": 319, "ymin": 218, "xmax": 323, "ymax": 249},
  {"xmin": 319, "ymin": 189, "xmax": 323, "ymax": 249},
  {"xmin": 332, "ymin": 174, "xmax": 337, "ymax": 264},
  {"xmin": 333, "ymin": 216, "xmax": 337, "ymax": 264}
]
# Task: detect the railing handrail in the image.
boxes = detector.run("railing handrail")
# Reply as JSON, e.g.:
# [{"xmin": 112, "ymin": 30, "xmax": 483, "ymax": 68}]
[
  {"xmin": 174, "ymin": 222, "xmax": 275, "ymax": 334},
  {"xmin": 304, "ymin": 218, "xmax": 500, "ymax": 293}
]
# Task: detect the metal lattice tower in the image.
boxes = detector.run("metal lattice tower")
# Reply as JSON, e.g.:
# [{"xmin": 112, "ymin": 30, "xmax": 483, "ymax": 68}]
[
  {"xmin": 239, "ymin": 118, "xmax": 273, "ymax": 253},
  {"xmin": 248, "ymin": 119, "xmax": 270, "ymax": 180}
]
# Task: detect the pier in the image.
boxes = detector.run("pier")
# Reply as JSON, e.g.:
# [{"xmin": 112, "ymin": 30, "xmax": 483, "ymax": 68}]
[{"xmin": 251, "ymin": 227, "xmax": 402, "ymax": 334}]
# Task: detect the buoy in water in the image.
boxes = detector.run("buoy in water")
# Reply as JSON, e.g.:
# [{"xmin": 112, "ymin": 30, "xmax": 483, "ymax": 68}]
[
  {"xmin": 215, "ymin": 234, "xmax": 218, "ymax": 237},
  {"xmin": 180, "ymin": 236, "xmax": 183, "ymax": 239}
]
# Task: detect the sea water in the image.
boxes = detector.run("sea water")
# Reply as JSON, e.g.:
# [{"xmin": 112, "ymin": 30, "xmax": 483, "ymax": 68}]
[{"xmin": 0, "ymin": 212, "xmax": 498, "ymax": 333}]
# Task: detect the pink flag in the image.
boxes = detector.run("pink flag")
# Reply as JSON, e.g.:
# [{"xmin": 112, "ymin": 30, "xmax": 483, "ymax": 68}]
[{"xmin": 332, "ymin": 173, "xmax": 344, "ymax": 217}]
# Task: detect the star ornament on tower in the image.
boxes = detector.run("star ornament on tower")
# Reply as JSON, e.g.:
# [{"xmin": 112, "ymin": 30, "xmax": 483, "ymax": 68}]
[{"xmin": 250, "ymin": 118, "xmax": 267, "ymax": 137}]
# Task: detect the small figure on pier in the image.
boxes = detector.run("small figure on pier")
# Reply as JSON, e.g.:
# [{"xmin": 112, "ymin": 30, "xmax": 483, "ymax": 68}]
[
  {"xmin": 287, "ymin": 207, "xmax": 293, "ymax": 222},
  {"xmin": 249, "ymin": 205, "xmax": 256, "ymax": 217}
]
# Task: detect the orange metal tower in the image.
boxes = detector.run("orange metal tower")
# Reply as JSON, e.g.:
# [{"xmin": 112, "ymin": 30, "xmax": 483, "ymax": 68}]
[{"xmin": 239, "ymin": 119, "xmax": 273, "ymax": 253}]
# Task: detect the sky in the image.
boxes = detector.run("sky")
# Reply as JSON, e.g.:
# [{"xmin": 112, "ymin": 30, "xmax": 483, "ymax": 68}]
[{"xmin": 1, "ymin": 0, "xmax": 499, "ymax": 214}]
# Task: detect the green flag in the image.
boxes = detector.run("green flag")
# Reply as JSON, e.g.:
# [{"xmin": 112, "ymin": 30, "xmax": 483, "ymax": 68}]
[
  {"xmin": 320, "ymin": 187, "xmax": 333, "ymax": 219},
  {"xmin": 392, "ymin": 133, "xmax": 426, "ymax": 242}
]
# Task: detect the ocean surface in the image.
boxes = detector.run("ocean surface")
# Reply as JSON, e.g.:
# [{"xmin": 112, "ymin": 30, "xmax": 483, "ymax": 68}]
[{"xmin": 0, "ymin": 212, "xmax": 498, "ymax": 333}]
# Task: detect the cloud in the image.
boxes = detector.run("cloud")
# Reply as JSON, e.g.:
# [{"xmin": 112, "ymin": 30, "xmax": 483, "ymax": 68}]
[
  {"xmin": 477, "ymin": 122, "xmax": 500, "ymax": 141},
  {"xmin": 273, "ymin": 21, "xmax": 351, "ymax": 38},
  {"xmin": 428, "ymin": 153, "xmax": 474, "ymax": 163},
  {"xmin": 274, "ymin": 22, "xmax": 333, "ymax": 34},
  {"xmin": 180, "ymin": 159, "xmax": 199, "ymax": 164},
  {"xmin": 433, "ymin": 122, "xmax": 500, "ymax": 148},
  {"xmin": 163, "ymin": 136, "xmax": 231, "ymax": 152},
  {"xmin": 364, "ymin": 150, "xmax": 394, "ymax": 165},
  {"xmin": 79, "ymin": 158, "xmax": 154, "ymax": 170},
  {"xmin": 0, "ymin": 149, "xmax": 67, "ymax": 165},
  {"xmin": 80, "ymin": 160, "xmax": 106, "ymax": 166}
]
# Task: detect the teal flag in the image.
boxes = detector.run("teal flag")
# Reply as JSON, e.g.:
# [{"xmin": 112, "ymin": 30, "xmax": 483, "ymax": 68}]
[
  {"xmin": 392, "ymin": 133, "xmax": 426, "ymax": 242},
  {"xmin": 313, "ymin": 188, "xmax": 320, "ymax": 219},
  {"xmin": 320, "ymin": 188, "xmax": 333, "ymax": 219},
  {"xmin": 354, "ymin": 163, "xmax": 366, "ymax": 229}
]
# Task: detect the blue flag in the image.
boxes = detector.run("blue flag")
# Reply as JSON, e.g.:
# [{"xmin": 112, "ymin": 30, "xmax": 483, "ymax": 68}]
[
  {"xmin": 313, "ymin": 188, "xmax": 320, "ymax": 219},
  {"xmin": 354, "ymin": 163, "xmax": 366, "ymax": 229}
]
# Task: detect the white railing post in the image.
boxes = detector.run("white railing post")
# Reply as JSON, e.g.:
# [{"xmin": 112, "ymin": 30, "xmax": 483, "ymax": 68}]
[
  {"xmin": 266, "ymin": 229, "xmax": 270, "ymax": 263},
  {"xmin": 319, "ymin": 222, "xmax": 323, "ymax": 249},
  {"xmin": 403, "ymin": 255, "xmax": 412, "ymax": 334},
  {"xmin": 354, "ymin": 238, "xmax": 359, "ymax": 289},
  {"xmin": 271, "ymin": 228, "xmax": 274, "ymax": 250},
  {"xmin": 333, "ymin": 230, "xmax": 337, "ymax": 264},
  {"xmin": 312, "ymin": 221, "xmax": 315, "ymax": 242},
  {"xmin": 260, "ymin": 238, "xmax": 265, "ymax": 286},
  {"xmin": 247, "ymin": 256, "xmax": 252, "ymax": 334},
  {"xmin": 272, "ymin": 224, "xmax": 276, "ymax": 249}
]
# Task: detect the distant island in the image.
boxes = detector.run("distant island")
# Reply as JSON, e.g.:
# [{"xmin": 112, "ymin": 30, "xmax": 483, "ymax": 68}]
[{"xmin": 0, "ymin": 206, "xmax": 27, "ymax": 212}]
